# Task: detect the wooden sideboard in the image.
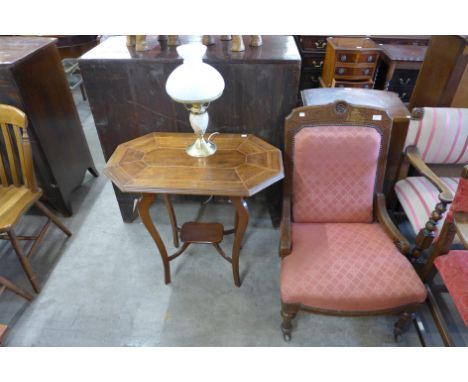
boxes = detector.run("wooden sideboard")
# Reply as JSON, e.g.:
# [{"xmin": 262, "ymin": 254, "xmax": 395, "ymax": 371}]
[
  {"xmin": 0, "ymin": 37, "xmax": 98, "ymax": 215},
  {"xmin": 80, "ymin": 35, "xmax": 301, "ymax": 223}
]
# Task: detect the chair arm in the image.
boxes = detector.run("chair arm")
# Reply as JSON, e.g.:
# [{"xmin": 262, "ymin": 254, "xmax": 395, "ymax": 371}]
[
  {"xmin": 279, "ymin": 196, "xmax": 292, "ymax": 258},
  {"xmin": 454, "ymin": 211, "xmax": 468, "ymax": 248},
  {"xmin": 375, "ymin": 193, "xmax": 410, "ymax": 254},
  {"xmin": 406, "ymin": 146, "xmax": 453, "ymax": 203}
]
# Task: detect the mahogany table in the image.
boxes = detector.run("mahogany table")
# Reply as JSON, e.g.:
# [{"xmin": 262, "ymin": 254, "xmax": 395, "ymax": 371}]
[{"xmin": 104, "ymin": 133, "xmax": 284, "ymax": 287}]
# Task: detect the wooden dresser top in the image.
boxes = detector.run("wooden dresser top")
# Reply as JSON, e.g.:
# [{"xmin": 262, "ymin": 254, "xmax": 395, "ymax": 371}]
[
  {"xmin": 80, "ymin": 35, "xmax": 301, "ymax": 64},
  {"xmin": 0, "ymin": 37, "xmax": 56, "ymax": 65}
]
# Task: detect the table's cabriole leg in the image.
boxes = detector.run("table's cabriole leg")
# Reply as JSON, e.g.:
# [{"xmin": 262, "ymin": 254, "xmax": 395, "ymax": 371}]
[
  {"xmin": 163, "ymin": 194, "xmax": 180, "ymax": 248},
  {"xmin": 138, "ymin": 193, "xmax": 171, "ymax": 284},
  {"xmin": 230, "ymin": 197, "xmax": 249, "ymax": 287}
]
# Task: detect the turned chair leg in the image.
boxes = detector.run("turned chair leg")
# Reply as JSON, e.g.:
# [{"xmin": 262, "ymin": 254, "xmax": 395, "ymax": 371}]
[
  {"xmin": 35, "ymin": 201, "xmax": 72, "ymax": 237},
  {"xmin": 7, "ymin": 230, "xmax": 41, "ymax": 293},
  {"xmin": 281, "ymin": 304, "xmax": 298, "ymax": 342},
  {"xmin": 394, "ymin": 311, "xmax": 414, "ymax": 342}
]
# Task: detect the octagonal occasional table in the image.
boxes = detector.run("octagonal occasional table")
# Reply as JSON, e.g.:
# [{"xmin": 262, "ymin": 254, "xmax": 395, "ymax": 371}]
[{"xmin": 104, "ymin": 133, "xmax": 284, "ymax": 287}]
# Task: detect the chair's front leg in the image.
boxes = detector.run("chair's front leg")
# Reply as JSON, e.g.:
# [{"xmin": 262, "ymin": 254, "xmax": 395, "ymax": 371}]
[
  {"xmin": 281, "ymin": 303, "xmax": 299, "ymax": 342},
  {"xmin": 7, "ymin": 230, "xmax": 41, "ymax": 293}
]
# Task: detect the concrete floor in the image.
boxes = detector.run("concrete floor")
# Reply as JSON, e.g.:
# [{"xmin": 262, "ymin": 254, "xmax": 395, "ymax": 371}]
[{"xmin": 0, "ymin": 89, "xmax": 466, "ymax": 346}]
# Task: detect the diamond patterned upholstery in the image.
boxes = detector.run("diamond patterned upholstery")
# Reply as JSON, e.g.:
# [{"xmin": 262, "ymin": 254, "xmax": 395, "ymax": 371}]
[
  {"xmin": 435, "ymin": 250, "xmax": 468, "ymax": 327},
  {"xmin": 293, "ymin": 126, "xmax": 380, "ymax": 223},
  {"xmin": 280, "ymin": 223, "xmax": 427, "ymax": 312},
  {"xmin": 280, "ymin": 223, "xmax": 426, "ymax": 312}
]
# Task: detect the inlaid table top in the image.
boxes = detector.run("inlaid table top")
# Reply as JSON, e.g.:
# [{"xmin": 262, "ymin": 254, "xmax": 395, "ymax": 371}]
[{"xmin": 104, "ymin": 132, "xmax": 284, "ymax": 197}]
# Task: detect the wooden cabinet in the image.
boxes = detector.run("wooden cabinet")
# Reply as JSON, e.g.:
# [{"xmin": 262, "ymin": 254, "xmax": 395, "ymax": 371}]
[
  {"xmin": 374, "ymin": 44, "xmax": 427, "ymax": 103},
  {"xmin": 295, "ymin": 35, "xmax": 429, "ymax": 95},
  {"xmin": 295, "ymin": 35, "xmax": 329, "ymax": 90},
  {"xmin": 80, "ymin": 35, "xmax": 300, "ymax": 223},
  {"xmin": 0, "ymin": 37, "xmax": 98, "ymax": 215},
  {"xmin": 322, "ymin": 37, "xmax": 380, "ymax": 88}
]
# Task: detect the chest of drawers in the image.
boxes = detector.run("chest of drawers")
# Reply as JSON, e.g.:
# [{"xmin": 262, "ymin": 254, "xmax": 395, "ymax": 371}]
[
  {"xmin": 322, "ymin": 37, "xmax": 380, "ymax": 88},
  {"xmin": 373, "ymin": 44, "xmax": 427, "ymax": 103}
]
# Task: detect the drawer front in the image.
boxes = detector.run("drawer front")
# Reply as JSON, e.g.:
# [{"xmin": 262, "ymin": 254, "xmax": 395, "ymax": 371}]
[
  {"xmin": 334, "ymin": 65, "xmax": 375, "ymax": 79},
  {"xmin": 333, "ymin": 80, "xmax": 374, "ymax": 89},
  {"xmin": 297, "ymin": 36, "xmax": 328, "ymax": 52},
  {"xmin": 335, "ymin": 51, "xmax": 379, "ymax": 64},
  {"xmin": 300, "ymin": 72, "xmax": 321, "ymax": 89},
  {"xmin": 388, "ymin": 69, "xmax": 419, "ymax": 90},
  {"xmin": 302, "ymin": 56, "xmax": 325, "ymax": 71}
]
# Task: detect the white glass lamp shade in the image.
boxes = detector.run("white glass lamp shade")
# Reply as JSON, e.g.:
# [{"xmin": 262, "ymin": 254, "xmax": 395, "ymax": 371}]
[{"xmin": 166, "ymin": 43, "xmax": 225, "ymax": 104}]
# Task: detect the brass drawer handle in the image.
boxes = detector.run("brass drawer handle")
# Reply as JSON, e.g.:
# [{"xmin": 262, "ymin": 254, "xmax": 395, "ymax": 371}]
[
  {"xmin": 399, "ymin": 77, "xmax": 411, "ymax": 85},
  {"xmin": 363, "ymin": 68, "xmax": 370, "ymax": 75},
  {"xmin": 338, "ymin": 68, "xmax": 346, "ymax": 74},
  {"xmin": 367, "ymin": 55, "xmax": 374, "ymax": 62},
  {"xmin": 312, "ymin": 60, "xmax": 324, "ymax": 69},
  {"xmin": 340, "ymin": 55, "xmax": 347, "ymax": 62},
  {"xmin": 315, "ymin": 41, "xmax": 327, "ymax": 49}
]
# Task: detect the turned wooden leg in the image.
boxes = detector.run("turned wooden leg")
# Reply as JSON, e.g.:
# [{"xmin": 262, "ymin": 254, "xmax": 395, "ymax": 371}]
[
  {"xmin": 163, "ymin": 194, "xmax": 179, "ymax": 248},
  {"xmin": 412, "ymin": 200, "xmax": 449, "ymax": 259},
  {"xmin": 394, "ymin": 311, "xmax": 414, "ymax": 342},
  {"xmin": 230, "ymin": 197, "xmax": 249, "ymax": 287},
  {"xmin": 7, "ymin": 230, "xmax": 41, "ymax": 293},
  {"xmin": 35, "ymin": 201, "xmax": 72, "ymax": 237},
  {"xmin": 138, "ymin": 193, "xmax": 171, "ymax": 284},
  {"xmin": 0, "ymin": 276, "xmax": 33, "ymax": 300},
  {"xmin": 281, "ymin": 303, "xmax": 298, "ymax": 342}
]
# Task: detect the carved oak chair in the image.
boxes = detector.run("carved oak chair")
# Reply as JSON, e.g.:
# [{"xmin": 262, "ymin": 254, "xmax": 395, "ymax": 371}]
[
  {"xmin": 0, "ymin": 104, "xmax": 71, "ymax": 294},
  {"xmin": 279, "ymin": 101, "xmax": 427, "ymax": 341},
  {"xmin": 420, "ymin": 166, "xmax": 468, "ymax": 346},
  {"xmin": 394, "ymin": 107, "xmax": 468, "ymax": 259}
]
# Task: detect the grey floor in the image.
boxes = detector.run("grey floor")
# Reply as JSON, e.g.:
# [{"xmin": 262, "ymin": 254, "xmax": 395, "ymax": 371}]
[{"xmin": 0, "ymin": 89, "xmax": 466, "ymax": 346}]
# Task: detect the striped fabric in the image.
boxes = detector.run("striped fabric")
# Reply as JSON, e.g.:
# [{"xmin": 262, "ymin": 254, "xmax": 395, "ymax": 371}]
[
  {"xmin": 394, "ymin": 176, "xmax": 460, "ymax": 242},
  {"xmin": 405, "ymin": 108, "xmax": 468, "ymax": 164}
]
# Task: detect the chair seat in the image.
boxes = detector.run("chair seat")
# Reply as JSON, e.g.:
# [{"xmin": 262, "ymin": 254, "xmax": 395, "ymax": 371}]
[
  {"xmin": 395, "ymin": 176, "xmax": 460, "ymax": 242},
  {"xmin": 280, "ymin": 223, "xmax": 426, "ymax": 312},
  {"xmin": 0, "ymin": 186, "xmax": 41, "ymax": 232},
  {"xmin": 435, "ymin": 250, "xmax": 468, "ymax": 327}
]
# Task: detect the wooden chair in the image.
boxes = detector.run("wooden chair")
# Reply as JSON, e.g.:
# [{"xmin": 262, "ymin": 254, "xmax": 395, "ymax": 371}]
[
  {"xmin": 420, "ymin": 166, "xmax": 468, "ymax": 346},
  {"xmin": 0, "ymin": 104, "xmax": 71, "ymax": 294},
  {"xmin": 393, "ymin": 107, "xmax": 467, "ymax": 259},
  {"xmin": 279, "ymin": 100, "xmax": 427, "ymax": 341}
]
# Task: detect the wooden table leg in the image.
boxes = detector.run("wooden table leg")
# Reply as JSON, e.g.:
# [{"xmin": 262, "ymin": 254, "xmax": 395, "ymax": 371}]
[
  {"xmin": 230, "ymin": 197, "xmax": 249, "ymax": 287},
  {"xmin": 138, "ymin": 193, "xmax": 171, "ymax": 284},
  {"xmin": 163, "ymin": 194, "xmax": 179, "ymax": 248}
]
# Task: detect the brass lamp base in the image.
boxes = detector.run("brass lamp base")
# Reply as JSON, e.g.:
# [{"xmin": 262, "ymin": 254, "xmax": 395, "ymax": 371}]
[{"xmin": 186, "ymin": 136, "xmax": 217, "ymax": 157}]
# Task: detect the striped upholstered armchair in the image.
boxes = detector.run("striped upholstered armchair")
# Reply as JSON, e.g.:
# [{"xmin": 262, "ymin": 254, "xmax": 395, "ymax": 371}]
[{"xmin": 394, "ymin": 107, "xmax": 468, "ymax": 259}]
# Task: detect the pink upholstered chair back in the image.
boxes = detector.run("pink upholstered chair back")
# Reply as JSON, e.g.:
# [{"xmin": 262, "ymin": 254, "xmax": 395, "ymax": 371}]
[
  {"xmin": 404, "ymin": 107, "xmax": 468, "ymax": 164},
  {"xmin": 292, "ymin": 125, "xmax": 382, "ymax": 223},
  {"xmin": 446, "ymin": 173, "xmax": 468, "ymax": 224}
]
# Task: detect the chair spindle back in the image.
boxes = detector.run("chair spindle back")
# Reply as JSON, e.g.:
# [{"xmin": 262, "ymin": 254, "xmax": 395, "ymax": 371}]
[{"xmin": 0, "ymin": 104, "xmax": 37, "ymax": 192}]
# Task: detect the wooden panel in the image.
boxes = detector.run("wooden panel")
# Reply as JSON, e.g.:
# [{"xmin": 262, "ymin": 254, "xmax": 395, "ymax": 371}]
[{"xmin": 409, "ymin": 35, "xmax": 468, "ymax": 108}]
